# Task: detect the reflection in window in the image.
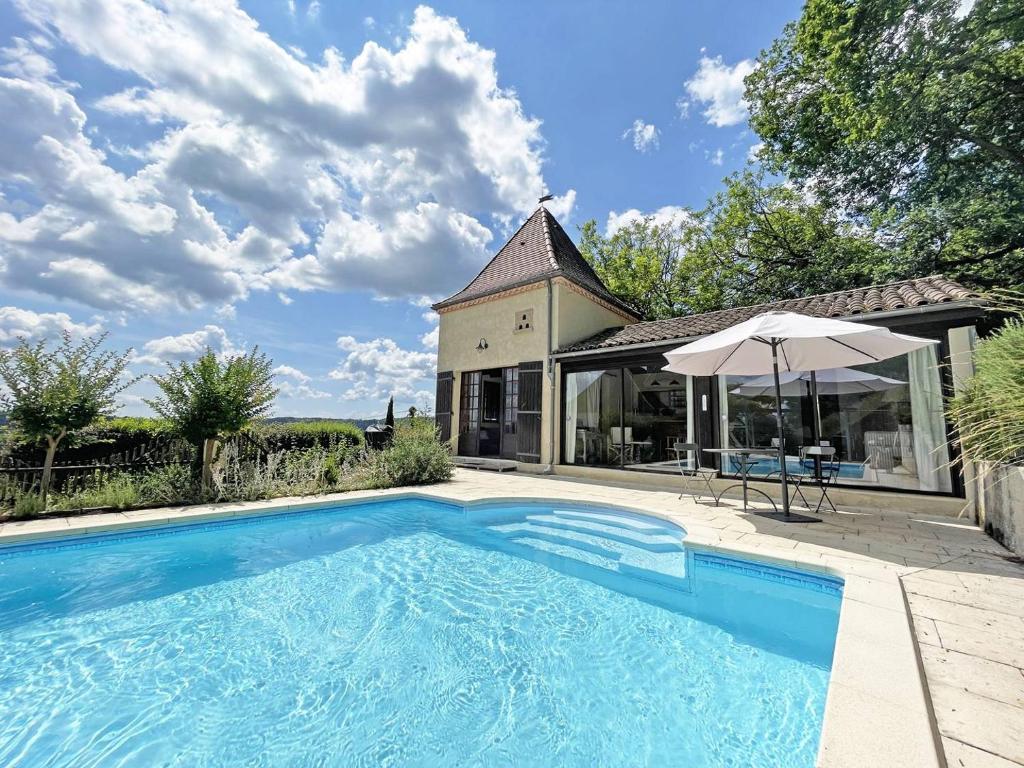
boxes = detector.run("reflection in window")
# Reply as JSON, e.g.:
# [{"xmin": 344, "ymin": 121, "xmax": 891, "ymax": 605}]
[
  {"xmin": 623, "ymin": 366, "xmax": 692, "ymax": 470},
  {"xmin": 563, "ymin": 367, "xmax": 691, "ymax": 472},
  {"xmin": 718, "ymin": 346, "xmax": 951, "ymax": 492},
  {"xmin": 564, "ymin": 369, "xmax": 621, "ymax": 467}
]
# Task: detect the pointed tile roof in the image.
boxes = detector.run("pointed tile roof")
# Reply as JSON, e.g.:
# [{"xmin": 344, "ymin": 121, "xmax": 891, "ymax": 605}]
[{"xmin": 432, "ymin": 206, "xmax": 641, "ymax": 318}]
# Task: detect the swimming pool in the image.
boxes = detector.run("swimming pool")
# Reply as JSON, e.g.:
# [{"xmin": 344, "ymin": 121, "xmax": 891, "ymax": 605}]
[{"xmin": 0, "ymin": 498, "xmax": 842, "ymax": 767}]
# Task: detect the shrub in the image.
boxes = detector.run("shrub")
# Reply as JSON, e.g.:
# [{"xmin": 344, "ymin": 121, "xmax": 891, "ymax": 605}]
[
  {"xmin": 147, "ymin": 347, "xmax": 278, "ymax": 493},
  {"xmin": 0, "ymin": 332, "xmax": 139, "ymax": 503},
  {"xmin": 136, "ymin": 464, "xmax": 200, "ymax": 507},
  {"xmin": 251, "ymin": 420, "xmax": 364, "ymax": 452},
  {"xmin": 12, "ymin": 490, "xmax": 45, "ymax": 519},
  {"xmin": 93, "ymin": 416, "xmax": 172, "ymax": 437},
  {"xmin": 364, "ymin": 419, "xmax": 454, "ymax": 487},
  {"xmin": 949, "ymin": 318, "xmax": 1024, "ymax": 467},
  {"xmin": 50, "ymin": 471, "xmax": 140, "ymax": 512}
]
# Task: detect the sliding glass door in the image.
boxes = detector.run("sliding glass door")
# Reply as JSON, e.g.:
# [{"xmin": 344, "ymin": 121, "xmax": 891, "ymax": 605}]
[
  {"xmin": 717, "ymin": 346, "xmax": 952, "ymax": 492},
  {"xmin": 563, "ymin": 364, "xmax": 691, "ymax": 472}
]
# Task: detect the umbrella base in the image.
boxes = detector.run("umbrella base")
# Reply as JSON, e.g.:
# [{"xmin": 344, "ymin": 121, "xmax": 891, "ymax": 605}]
[{"xmin": 747, "ymin": 509, "xmax": 822, "ymax": 524}]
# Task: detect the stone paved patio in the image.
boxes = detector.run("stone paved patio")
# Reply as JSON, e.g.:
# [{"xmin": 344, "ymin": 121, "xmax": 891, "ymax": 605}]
[{"xmin": 1, "ymin": 467, "xmax": 1021, "ymax": 767}]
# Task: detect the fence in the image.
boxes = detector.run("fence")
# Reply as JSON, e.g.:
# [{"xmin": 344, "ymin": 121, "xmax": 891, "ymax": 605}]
[
  {"xmin": 0, "ymin": 435, "xmax": 194, "ymax": 503},
  {"xmin": 0, "ymin": 427, "xmax": 363, "ymax": 504}
]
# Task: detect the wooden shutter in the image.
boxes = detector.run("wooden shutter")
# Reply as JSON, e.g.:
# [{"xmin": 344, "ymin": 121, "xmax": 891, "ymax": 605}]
[
  {"xmin": 458, "ymin": 371, "xmax": 481, "ymax": 456},
  {"xmin": 516, "ymin": 361, "xmax": 543, "ymax": 463},
  {"xmin": 434, "ymin": 371, "xmax": 454, "ymax": 443}
]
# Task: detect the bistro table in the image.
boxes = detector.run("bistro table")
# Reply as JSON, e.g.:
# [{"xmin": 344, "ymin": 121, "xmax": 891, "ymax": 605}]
[{"xmin": 702, "ymin": 447, "xmax": 779, "ymax": 513}]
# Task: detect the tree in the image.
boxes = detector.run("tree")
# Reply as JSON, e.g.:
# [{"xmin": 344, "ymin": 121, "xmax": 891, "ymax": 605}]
[
  {"xmin": 385, "ymin": 396, "xmax": 395, "ymax": 428},
  {"xmin": 578, "ymin": 216, "xmax": 691, "ymax": 320},
  {"xmin": 578, "ymin": 172, "xmax": 888, "ymax": 316},
  {"xmin": 746, "ymin": 0, "xmax": 1024, "ymax": 290},
  {"xmin": 0, "ymin": 332, "xmax": 137, "ymax": 502},
  {"xmin": 683, "ymin": 171, "xmax": 890, "ymax": 307},
  {"xmin": 146, "ymin": 347, "xmax": 278, "ymax": 493}
]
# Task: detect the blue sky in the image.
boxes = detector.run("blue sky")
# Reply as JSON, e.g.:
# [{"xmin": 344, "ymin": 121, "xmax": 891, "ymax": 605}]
[{"xmin": 0, "ymin": 0, "xmax": 801, "ymax": 418}]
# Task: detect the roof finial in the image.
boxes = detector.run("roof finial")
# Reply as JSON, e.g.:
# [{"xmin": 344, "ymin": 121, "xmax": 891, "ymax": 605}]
[{"xmin": 538, "ymin": 193, "xmax": 554, "ymax": 205}]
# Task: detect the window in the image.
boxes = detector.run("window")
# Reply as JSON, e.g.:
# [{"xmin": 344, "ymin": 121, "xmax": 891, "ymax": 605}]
[
  {"xmin": 503, "ymin": 367, "xmax": 519, "ymax": 435},
  {"xmin": 514, "ymin": 308, "xmax": 533, "ymax": 333},
  {"xmin": 623, "ymin": 366, "xmax": 691, "ymax": 470},
  {"xmin": 563, "ymin": 365, "xmax": 692, "ymax": 472},
  {"xmin": 718, "ymin": 347, "xmax": 952, "ymax": 492}
]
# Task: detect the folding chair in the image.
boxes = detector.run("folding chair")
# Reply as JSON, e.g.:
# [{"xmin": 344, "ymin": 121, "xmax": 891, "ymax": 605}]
[
  {"xmin": 792, "ymin": 446, "xmax": 839, "ymax": 514},
  {"xmin": 673, "ymin": 442, "xmax": 718, "ymax": 502}
]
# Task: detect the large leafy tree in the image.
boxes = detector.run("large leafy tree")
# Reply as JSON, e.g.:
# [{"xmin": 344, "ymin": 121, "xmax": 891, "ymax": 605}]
[
  {"xmin": 579, "ymin": 172, "xmax": 888, "ymax": 316},
  {"xmin": 746, "ymin": 0, "xmax": 1024, "ymax": 289},
  {"xmin": 0, "ymin": 332, "xmax": 137, "ymax": 502},
  {"xmin": 578, "ymin": 215, "xmax": 692, "ymax": 320},
  {"xmin": 146, "ymin": 347, "xmax": 278, "ymax": 493},
  {"xmin": 684, "ymin": 171, "xmax": 890, "ymax": 307}
]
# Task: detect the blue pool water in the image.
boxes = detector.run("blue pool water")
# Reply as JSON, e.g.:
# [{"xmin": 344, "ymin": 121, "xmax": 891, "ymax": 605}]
[
  {"xmin": 0, "ymin": 499, "xmax": 841, "ymax": 767},
  {"xmin": 731, "ymin": 456, "xmax": 865, "ymax": 479}
]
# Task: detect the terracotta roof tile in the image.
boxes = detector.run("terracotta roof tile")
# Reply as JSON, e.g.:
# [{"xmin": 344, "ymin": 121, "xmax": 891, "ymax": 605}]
[
  {"xmin": 555, "ymin": 275, "xmax": 980, "ymax": 354},
  {"xmin": 432, "ymin": 206, "xmax": 640, "ymax": 318}
]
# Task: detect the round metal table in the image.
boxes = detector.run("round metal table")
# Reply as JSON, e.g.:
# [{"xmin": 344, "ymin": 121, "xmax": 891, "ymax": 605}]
[{"xmin": 702, "ymin": 447, "xmax": 779, "ymax": 513}]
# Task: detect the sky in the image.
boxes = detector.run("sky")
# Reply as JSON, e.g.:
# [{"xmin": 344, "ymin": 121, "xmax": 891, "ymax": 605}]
[{"xmin": 0, "ymin": 0, "xmax": 803, "ymax": 419}]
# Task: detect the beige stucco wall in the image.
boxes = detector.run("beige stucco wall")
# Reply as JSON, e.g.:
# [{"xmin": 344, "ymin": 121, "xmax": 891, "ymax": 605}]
[
  {"xmin": 436, "ymin": 284, "xmax": 553, "ymax": 461},
  {"xmin": 553, "ymin": 282, "xmax": 632, "ymax": 349},
  {"xmin": 435, "ymin": 279, "xmax": 635, "ymax": 464}
]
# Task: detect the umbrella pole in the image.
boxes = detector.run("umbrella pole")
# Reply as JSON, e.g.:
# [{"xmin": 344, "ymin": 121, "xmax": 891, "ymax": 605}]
[{"xmin": 772, "ymin": 340, "xmax": 791, "ymax": 517}]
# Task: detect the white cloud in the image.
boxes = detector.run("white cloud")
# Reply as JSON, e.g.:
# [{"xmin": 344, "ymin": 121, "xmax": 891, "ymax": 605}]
[
  {"xmin": 277, "ymin": 292, "xmax": 294, "ymax": 305},
  {"xmin": 420, "ymin": 325, "xmax": 439, "ymax": 350},
  {"xmin": 134, "ymin": 324, "xmax": 242, "ymax": 366},
  {"xmin": 707, "ymin": 147, "xmax": 724, "ymax": 166},
  {"xmin": 605, "ymin": 205, "xmax": 691, "ymax": 236},
  {"xmin": 623, "ymin": 119, "xmax": 659, "ymax": 153},
  {"xmin": 306, "ymin": 0, "xmax": 320, "ymax": 21},
  {"xmin": 0, "ymin": 306, "xmax": 102, "ymax": 345},
  {"xmin": 1, "ymin": 2, "xmax": 558, "ymax": 311},
  {"xmin": 542, "ymin": 188, "xmax": 576, "ymax": 223},
  {"xmin": 684, "ymin": 55, "xmax": 755, "ymax": 127},
  {"xmin": 277, "ymin": 380, "xmax": 331, "ymax": 399},
  {"xmin": 272, "ymin": 364, "xmax": 331, "ymax": 399},
  {"xmin": 273, "ymin": 364, "xmax": 310, "ymax": 383},
  {"xmin": 329, "ymin": 335, "xmax": 436, "ymax": 403},
  {"xmin": 363, "ymin": 16, "xmax": 376, "ymax": 29},
  {"xmin": 747, "ymin": 142, "xmax": 765, "ymax": 162}
]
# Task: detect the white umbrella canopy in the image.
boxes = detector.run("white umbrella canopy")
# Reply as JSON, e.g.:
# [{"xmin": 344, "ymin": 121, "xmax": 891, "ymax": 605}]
[
  {"xmin": 663, "ymin": 311, "xmax": 937, "ymax": 520},
  {"xmin": 730, "ymin": 367, "xmax": 906, "ymax": 397},
  {"xmin": 663, "ymin": 311, "xmax": 935, "ymax": 376}
]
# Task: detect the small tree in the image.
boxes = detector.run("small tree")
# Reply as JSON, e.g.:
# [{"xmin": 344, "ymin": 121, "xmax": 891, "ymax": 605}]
[
  {"xmin": 146, "ymin": 347, "xmax": 278, "ymax": 493},
  {"xmin": 385, "ymin": 396, "xmax": 395, "ymax": 428},
  {"xmin": 0, "ymin": 332, "xmax": 138, "ymax": 503}
]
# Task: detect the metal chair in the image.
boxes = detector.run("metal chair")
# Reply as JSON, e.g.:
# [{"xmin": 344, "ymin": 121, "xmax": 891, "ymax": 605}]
[
  {"xmin": 792, "ymin": 446, "xmax": 839, "ymax": 513},
  {"xmin": 673, "ymin": 442, "xmax": 718, "ymax": 502},
  {"xmin": 609, "ymin": 427, "xmax": 634, "ymax": 464}
]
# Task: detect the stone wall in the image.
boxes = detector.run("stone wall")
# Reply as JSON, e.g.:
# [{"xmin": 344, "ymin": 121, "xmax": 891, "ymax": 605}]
[{"xmin": 977, "ymin": 462, "xmax": 1024, "ymax": 556}]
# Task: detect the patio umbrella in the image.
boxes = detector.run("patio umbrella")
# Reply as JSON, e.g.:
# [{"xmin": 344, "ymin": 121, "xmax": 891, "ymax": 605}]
[
  {"xmin": 662, "ymin": 311, "xmax": 936, "ymax": 520},
  {"xmin": 729, "ymin": 367, "xmax": 906, "ymax": 397}
]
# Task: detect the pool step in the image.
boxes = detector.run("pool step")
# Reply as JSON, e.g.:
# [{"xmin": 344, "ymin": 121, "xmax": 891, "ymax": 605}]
[
  {"xmin": 523, "ymin": 514, "xmax": 683, "ymax": 552},
  {"xmin": 548, "ymin": 508, "xmax": 678, "ymax": 535},
  {"xmin": 485, "ymin": 520, "xmax": 687, "ymax": 590}
]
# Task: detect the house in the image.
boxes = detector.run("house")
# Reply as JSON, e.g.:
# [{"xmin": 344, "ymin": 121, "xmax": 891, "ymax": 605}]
[{"xmin": 433, "ymin": 203, "xmax": 984, "ymax": 499}]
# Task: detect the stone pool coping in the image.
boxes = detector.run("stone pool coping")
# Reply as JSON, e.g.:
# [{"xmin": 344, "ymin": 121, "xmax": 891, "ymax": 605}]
[{"xmin": 1, "ymin": 469, "xmax": 1016, "ymax": 767}]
